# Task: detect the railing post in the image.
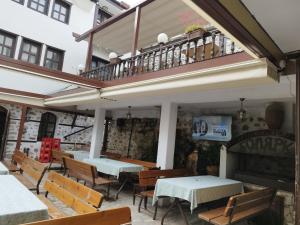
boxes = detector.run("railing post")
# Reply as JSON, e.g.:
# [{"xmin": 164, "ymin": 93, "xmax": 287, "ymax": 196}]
[{"xmin": 296, "ymin": 57, "xmax": 300, "ymax": 225}]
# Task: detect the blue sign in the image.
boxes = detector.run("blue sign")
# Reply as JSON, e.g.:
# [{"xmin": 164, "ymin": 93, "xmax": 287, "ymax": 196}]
[{"xmin": 192, "ymin": 116, "xmax": 232, "ymax": 141}]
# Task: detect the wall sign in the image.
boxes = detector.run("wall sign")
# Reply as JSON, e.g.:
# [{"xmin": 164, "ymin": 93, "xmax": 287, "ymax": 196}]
[{"xmin": 192, "ymin": 116, "xmax": 232, "ymax": 141}]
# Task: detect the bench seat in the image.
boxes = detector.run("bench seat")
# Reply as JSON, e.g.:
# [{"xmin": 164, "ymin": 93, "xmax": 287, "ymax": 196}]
[
  {"xmin": 2, "ymin": 160, "xmax": 18, "ymax": 172},
  {"xmin": 37, "ymin": 195, "xmax": 67, "ymax": 219},
  {"xmin": 14, "ymin": 173, "xmax": 36, "ymax": 190},
  {"xmin": 198, "ymin": 207, "xmax": 225, "ymax": 222}
]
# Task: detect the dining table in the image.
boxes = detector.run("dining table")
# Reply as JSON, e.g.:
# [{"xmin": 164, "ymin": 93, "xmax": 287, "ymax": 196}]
[
  {"xmin": 0, "ymin": 175, "xmax": 48, "ymax": 225},
  {"xmin": 84, "ymin": 157, "xmax": 144, "ymax": 199},
  {"xmin": 153, "ymin": 175, "xmax": 244, "ymax": 225},
  {"xmin": 0, "ymin": 162, "xmax": 9, "ymax": 175}
]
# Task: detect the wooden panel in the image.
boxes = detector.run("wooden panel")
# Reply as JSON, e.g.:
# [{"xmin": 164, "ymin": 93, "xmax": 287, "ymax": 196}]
[
  {"xmin": 63, "ymin": 157, "xmax": 95, "ymax": 182},
  {"xmin": 119, "ymin": 158, "xmax": 157, "ymax": 169},
  {"xmin": 37, "ymin": 195, "xmax": 66, "ymax": 219},
  {"xmin": 21, "ymin": 207, "xmax": 131, "ymax": 225},
  {"xmin": 72, "ymin": 198, "xmax": 98, "ymax": 214},
  {"xmin": 14, "ymin": 173, "xmax": 36, "ymax": 190},
  {"xmin": 12, "ymin": 150, "xmax": 26, "ymax": 165},
  {"xmin": 51, "ymin": 150, "xmax": 74, "ymax": 164},
  {"xmin": 198, "ymin": 207, "xmax": 225, "ymax": 222}
]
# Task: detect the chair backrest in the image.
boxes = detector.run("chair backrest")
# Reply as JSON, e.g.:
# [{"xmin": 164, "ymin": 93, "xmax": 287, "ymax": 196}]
[
  {"xmin": 224, "ymin": 188, "xmax": 276, "ymax": 222},
  {"xmin": 12, "ymin": 150, "xmax": 26, "ymax": 165},
  {"xmin": 21, "ymin": 157, "xmax": 48, "ymax": 183},
  {"xmin": 119, "ymin": 158, "xmax": 158, "ymax": 170},
  {"xmin": 102, "ymin": 151, "xmax": 121, "ymax": 159},
  {"xmin": 20, "ymin": 207, "xmax": 131, "ymax": 225},
  {"xmin": 63, "ymin": 157, "xmax": 97, "ymax": 184},
  {"xmin": 51, "ymin": 150, "xmax": 74, "ymax": 164},
  {"xmin": 45, "ymin": 172, "xmax": 103, "ymax": 213},
  {"xmin": 138, "ymin": 168, "xmax": 189, "ymax": 187}
]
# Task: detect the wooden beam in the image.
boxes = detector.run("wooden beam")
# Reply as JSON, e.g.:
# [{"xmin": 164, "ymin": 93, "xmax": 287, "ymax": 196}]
[
  {"xmin": 131, "ymin": 6, "xmax": 141, "ymax": 57},
  {"xmin": 15, "ymin": 105, "xmax": 28, "ymax": 150},
  {"xmin": 85, "ymin": 33, "xmax": 94, "ymax": 72},
  {"xmin": 296, "ymin": 58, "xmax": 300, "ymax": 225}
]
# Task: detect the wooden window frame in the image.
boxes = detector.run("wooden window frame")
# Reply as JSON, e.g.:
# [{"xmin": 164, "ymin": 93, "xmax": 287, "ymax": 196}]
[
  {"xmin": 44, "ymin": 46, "xmax": 65, "ymax": 71},
  {"xmin": 0, "ymin": 29, "xmax": 17, "ymax": 58},
  {"xmin": 27, "ymin": 0, "xmax": 50, "ymax": 15},
  {"xmin": 12, "ymin": 0, "xmax": 25, "ymax": 5},
  {"xmin": 18, "ymin": 38, "xmax": 42, "ymax": 65},
  {"xmin": 97, "ymin": 8, "xmax": 112, "ymax": 24},
  {"xmin": 37, "ymin": 112, "xmax": 57, "ymax": 141},
  {"xmin": 51, "ymin": 0, "xmax": 71, "ymax": 24},
  {"xmin": 91, "ymin": 55, "xmax": 109, "ymax": 69}
]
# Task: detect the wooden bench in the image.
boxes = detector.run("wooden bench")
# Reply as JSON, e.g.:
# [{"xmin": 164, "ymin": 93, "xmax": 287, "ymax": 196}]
[
  {"xmin": 198, "ymin": 188, "xmax": 276, "ymax": 225},
  {"xmin": 119, "ymin": 158, "xmax": 158, "ymax": 170},
  {"xmin": 135, "ymin": 168, "xmax": 189, "ymax": 220},
  {"xmin": 13, "ymin": 156, "xmax": 48, "ymax": 194},
  {"xmin": 2, "ymin": 150, "xmax": 26, "ymax": 172},
  {"xmin": 48, "ymin": 149, "xmax": 74, "ymax": 171},
  {"xmin": 63, "ymin": 157, "xmax": 115, "ymax": 198},
  {"xmin": 37, "ymin": 171, "xmax": 103, "ymax": 219},
  {"xmin": 102, "ymin": 151, "xmax": 122, "ymax": 159},
  {"xmin": 20, "ymin": 207, "xmax": 132, "ymax": 225}
]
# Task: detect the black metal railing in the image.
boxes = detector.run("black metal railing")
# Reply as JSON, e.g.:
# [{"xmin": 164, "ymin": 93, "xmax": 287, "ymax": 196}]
[{"xmin": 81, "ymin": 31, "xmax": 243, "ymax": 81}]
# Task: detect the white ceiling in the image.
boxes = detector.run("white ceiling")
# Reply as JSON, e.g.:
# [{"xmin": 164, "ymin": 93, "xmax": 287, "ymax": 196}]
[
  {"xmin": 242, "ymin": 0, "xmax": 300, "ymax": 53},
  {"xmin": 92, "ymin": 0, "xmax": 209, "ymax": 54}
]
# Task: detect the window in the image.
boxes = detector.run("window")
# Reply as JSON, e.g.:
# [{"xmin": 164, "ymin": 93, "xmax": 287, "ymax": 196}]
[
  {"xmin": 12, "ymin": 0, "xmax": 24, "ymax": 4},
  {"xmin": 91, "ymin": 56, "xmax": 109, "ymax": 69},
  {"xmin": 28, "ymin": 0, "xmax": 49, "ymax": 15},
  {"xmin": 52, "ymin": 0, "xmax": 71, "ymax": 24},
  {"xmin": 97, "ymin": 8, "xmax": 112, "ymax": 24},
  {"xmin": 0, "ymin": 30, "xmax": 16, "ymax": 58},
  {"xmin": 19, "ymin": 39, "xmax": 41, "ymax": 65},
  {"xmin": 37, "ymin": 112, "xmax": 56, "ymax": 141},
  {"xmin": 44, "ymin": 47, "xmax": 64, "ymax": 70}
]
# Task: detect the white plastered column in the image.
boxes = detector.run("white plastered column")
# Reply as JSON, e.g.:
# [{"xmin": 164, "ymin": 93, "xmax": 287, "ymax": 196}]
[
  {"xmin": 156, "ymin": 102, "xmax": 178, "ymax": 169},
  {"xmin": 89, "ymin": 107, "xmax": 106, "ymax": 159}
]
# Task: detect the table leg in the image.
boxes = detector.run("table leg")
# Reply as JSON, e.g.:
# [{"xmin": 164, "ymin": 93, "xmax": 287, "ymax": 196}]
[
  {"xmin": 161, "ymin": 198, "xmax": 190, "ymax": 225},
  {"xmin": 114, "ymin": 175, "xmax": 129, "ymax": 200}
]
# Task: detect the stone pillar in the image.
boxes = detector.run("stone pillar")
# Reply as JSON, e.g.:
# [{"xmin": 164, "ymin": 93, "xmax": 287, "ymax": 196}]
[
  {"xmin": 89, "ymin": 107, "xmax": 106, "ymax": 159},
  {"xmin": 156, "ymin": 102, "xmax": 178, "ymax": 169}
]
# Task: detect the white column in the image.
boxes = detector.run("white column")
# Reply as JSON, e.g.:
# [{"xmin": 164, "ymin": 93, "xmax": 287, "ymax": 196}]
[
  {"xmin": 156, "ymin": 102, "xmax": 178, "ymax": 169},
  {"xmin": 89, "ymin": 107, "xmax": 106, "ymax": 159},
  {"xmin": 14, "ymin": 36, "xmax": 22, "ymax": 60}
]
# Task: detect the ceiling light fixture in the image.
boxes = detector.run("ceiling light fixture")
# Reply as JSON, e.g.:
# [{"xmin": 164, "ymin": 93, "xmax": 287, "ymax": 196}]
[
  {"xmin": 237, "ymin": 98, "xmax": 247, "ymax": 120},
  {"xmin": 126, "ymin": 106, "xmax": 132, "ymax": 119}
]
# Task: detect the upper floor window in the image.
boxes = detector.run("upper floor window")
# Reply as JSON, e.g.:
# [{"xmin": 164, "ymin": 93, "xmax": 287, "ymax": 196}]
[
  {"xmin": 28, "ymin": 0, "xmax": 50, "ymax": 15},
  {"xmin": 44, "ymin": 47, "xmax": 64, "ymax": 71},
  {"xmin": 52, "ymin": 0, "xmax": 71, "ymax": 24},
  {"xmin": 12, "ymin": 0, "xmax": 24, "ymax": 4},
  {"xmin": 0, "ymin": 30, "xmax": 16, "ymax": 58},
  {"xmin": 91, "ymin": 56, "xmax": 109, "ymax": 69},
  {"xmin": 97, "ymin": 8, "xmax": 112, "ymax": 24},
  {"xmin": 19, "ymin": 39, "xmax": 41, "ymax": 65}
]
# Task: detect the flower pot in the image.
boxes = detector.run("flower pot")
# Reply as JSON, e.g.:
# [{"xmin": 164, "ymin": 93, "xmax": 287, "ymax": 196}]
[
  {"xmin": 206, "ymin": 165, "xmax": 219, "ymax": 176},
  {"xmin": 186, "ymin": 28, "xmax": 206, "ymax": 40}
]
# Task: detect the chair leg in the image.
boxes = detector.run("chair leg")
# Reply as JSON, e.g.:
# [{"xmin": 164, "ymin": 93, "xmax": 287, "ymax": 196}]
[
  {"xmin": 138, "ymin": 196, "xmax": 144, "ymax": 213},
  {"xmin": 153, "ymin": 201, "xmax": 158, "ymax": 220},
  {"xmin": 144, "ymin": 196, "xmax": 148, "ymax": 209},
  {"xmin": 133, "ymin": 186, "xmax": 137, "ymax": 205},
  {"xmin": 106, "ymin": 184, "xmax": 110, "ymax": 199}
]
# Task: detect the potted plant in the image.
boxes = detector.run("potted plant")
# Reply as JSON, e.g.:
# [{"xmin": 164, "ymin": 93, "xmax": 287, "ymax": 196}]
[
  {"xmin": 203, "ymin": 143, "xmax": 221, "ymax": 176},
  {"xmin": 185, "ymin": 24, "xmax": 206, "ymax": 40}
]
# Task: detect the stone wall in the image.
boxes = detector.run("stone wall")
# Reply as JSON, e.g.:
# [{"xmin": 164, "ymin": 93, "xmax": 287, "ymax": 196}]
[{"xmin": 1, "ymin": 103, "xmax": 94, "ymax": 159}]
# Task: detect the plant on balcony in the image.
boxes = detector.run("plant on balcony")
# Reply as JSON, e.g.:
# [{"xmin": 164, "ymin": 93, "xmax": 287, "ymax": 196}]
[{"xmin": 185, "ymin": 24, "xmax": 206, "ymax": 40}]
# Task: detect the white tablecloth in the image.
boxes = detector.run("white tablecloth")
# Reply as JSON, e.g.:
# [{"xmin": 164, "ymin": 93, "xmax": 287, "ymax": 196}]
[
  {"xmin": 84, "ymin": 158, "xmax": 143, "ymax": 178},
  {"xmin": 66, "ymin": 150, "xmax": 90, "ymax": 161},
  {"xmin": 0, "ymin": 162, "xmax": 9, "ymax": 175},
  {"xmin": 153, "ymin": 175, "xmax": 243, "ymax": 211},
  {"xmin": 0, "ymin": 175, "xmax": 48, "ymax": 225}
]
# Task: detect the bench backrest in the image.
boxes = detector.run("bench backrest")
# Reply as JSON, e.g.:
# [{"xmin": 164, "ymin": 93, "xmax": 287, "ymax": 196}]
[
  {"xmin": 138, "ymin": 168, "xmax": 189, "ymax": 187},
  {"xmin": 21, "ymin": 157, "xmax": 47, "ymax": 183},
  {"xmin": 102, "ymin": 151, "xmax": 122, "ymax": 159},
  {"xmin": 63, "ymin": 157, "xmax": 97, "ymax": 184},
  {"xmin": 21, "ymin": 207, "xmax": 131, "ymax": 225},
  {"xmin": 119, "ymin": 158, "xmax": 158, "ymax": 170},
  {"xmin": 51, "ymin": 150, "xmax": 74, "ymax": 164},
  {"xmin": 12, "ymin": 150, "xmax": 26, "ymax": 165},
  {"xmin": 45, "ymin": 172, "xmax": 103, "ymax": 213},
  {"xmin": 224, "ymin": 188, "xmax": 276, "ymax": 222}
]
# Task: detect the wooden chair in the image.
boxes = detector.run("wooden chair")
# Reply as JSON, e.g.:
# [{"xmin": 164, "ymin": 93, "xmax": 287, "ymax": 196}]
[
  {"xmin": 198, "ymin": 188, "xmax": 276, "ymax": 225},
  {"xmin": 48, "ymin": 149, "xmax": 74, "ymax": 171},
  {"xmin": 2, "ymin": 150, "xmax": 26, "ymax": 172},
  {"xmin": 37, "ymin": 171, "xmax": 104, "ymax": 219},
  {"xmin": 13, "ymin": 157, "xmax": 48, "ymax": 194},
  {"xmin": 136, "ymin": 168, "xmax": 189, "ymax": 220},
  {"xmin": 63, "ymin": 157, "xmax": 115, "ymax": 198},
  {"xmin": 20, "ymin": 207, "xmax": 132, "ymax": 225},
  {"xmin": 102, "ymin": 151, "xmax": 122, "ymax": 159}
]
